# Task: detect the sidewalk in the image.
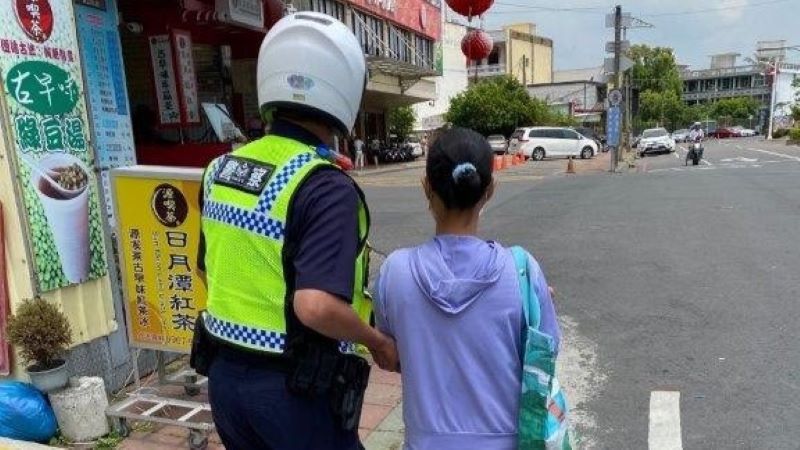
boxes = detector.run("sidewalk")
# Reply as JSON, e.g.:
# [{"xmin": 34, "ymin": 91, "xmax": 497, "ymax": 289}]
[
  {"xmin": 115, "ymin": 367, "xmax": 404, "ymax": 450},
  {"xmin": 350, "ymin": 160, "xmax": 426, "ymax": 177}
]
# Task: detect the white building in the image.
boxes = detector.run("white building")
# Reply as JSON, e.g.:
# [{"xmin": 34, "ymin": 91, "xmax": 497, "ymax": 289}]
[{"xmin": 413, "ymin": 10, "xmax": 469, "ymax": 132}]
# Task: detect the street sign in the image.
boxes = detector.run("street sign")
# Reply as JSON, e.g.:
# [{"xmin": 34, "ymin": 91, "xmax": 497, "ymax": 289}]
[
  {"xmin": 608, "ymin": 89, "xmax": 623, "ymax": 106},
  {"xmin": 607, "ymin": 106, "xmax": 622, "ymax": 147},
  {"xmin": 605, "ymin": 40, "xmax": 630, "ymax": 53},
  {"xmin": 604, "ymin": 56, "xmax": 634, "ymax": 74},
  {"xmin": 605, "ymin": 12, "xmax": 632, "ymax": 28}
]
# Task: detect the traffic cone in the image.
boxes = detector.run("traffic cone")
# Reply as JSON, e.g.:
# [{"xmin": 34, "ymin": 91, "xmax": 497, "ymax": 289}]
[
  {"xmin": 566, "ymin": 156, "xmax": 576, "ymax": 174},
  {"xmin": 493, "ymin": 155, "xmax": 502, "ymax": 172}
]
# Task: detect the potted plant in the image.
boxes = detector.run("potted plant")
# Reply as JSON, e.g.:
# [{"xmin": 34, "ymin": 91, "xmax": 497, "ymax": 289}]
[{"xmin": 6, "ymin": 298, "xmax": 72, "ymax": 392}]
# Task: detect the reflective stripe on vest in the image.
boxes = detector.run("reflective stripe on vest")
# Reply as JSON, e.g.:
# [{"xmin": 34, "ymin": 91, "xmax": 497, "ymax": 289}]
[{"xmin": 201, "ymin": 135, "xmax": 371, "ymax": 355}]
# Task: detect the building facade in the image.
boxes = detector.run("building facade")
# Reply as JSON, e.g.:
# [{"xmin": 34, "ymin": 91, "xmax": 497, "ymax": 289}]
[
  {"xmin": 681, "ymin": 50, "xmax": 800, "ymax": 128},
  {"xmin": 413, "ymin": 10, "xmax": 469, "ymax": 131},
  {"xmin": 468, "ymin": 23, "xmax": 553, "ymax": 86},
  {"xmin": 0, "ymin": 0, "xmax": 442, "ymax": 390},
  {"xmin": 527, "ymin": 67, "xmax": 608, "ymax": 126}
]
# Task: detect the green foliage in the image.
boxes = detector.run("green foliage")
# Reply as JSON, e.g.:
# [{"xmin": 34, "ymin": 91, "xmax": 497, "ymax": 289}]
[
  {"xmin": 709, "ymin": 97, "xmax": 760, "ymax": 120},
  {"xmin": 388, "ymin": 106, "xmax": 415, "ymax": 140},
  {"xmin": 446, "ymin": 76, "xmax": 554, "ymax": 136},
  {"xmin": 772, "ymin": 128, "xmax": 791, "ymax": 138},
  {"xmin": 628, "ymin": 45, "xmax": 683, "ymax": 95},
  {"xmin": 789, "ymin": 128, "xmax": 800, "ymax": 141},
  {"xmin": 6, "ymin": 298, "xmax": 72, "ymax": 370},
  {"xmin": 639, "ymin": 90, "xmax": 685, "ymax": 130}
]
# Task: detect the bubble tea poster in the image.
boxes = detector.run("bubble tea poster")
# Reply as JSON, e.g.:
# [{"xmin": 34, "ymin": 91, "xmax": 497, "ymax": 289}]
[{"xmin": 0, "ymin": 0, "xmax": 107, "ymax": 291}]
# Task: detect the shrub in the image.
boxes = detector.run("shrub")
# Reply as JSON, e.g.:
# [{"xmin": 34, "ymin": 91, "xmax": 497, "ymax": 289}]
[
  {"xmin": 789, "ymin": 128, "xmax": 800, "ymax": 142},
  {"xmin": 772, "ymin": 128, "xmax": 790, "ymax": 139},
  {"xmin": 6, "ymin": 298, "xmax": 72, "ymax": 370}
]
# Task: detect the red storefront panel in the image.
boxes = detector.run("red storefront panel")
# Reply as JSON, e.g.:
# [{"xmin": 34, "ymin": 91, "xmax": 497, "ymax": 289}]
[{"xmin": 350, "ymin": 0, "xmax": 441, "ymax": 40}]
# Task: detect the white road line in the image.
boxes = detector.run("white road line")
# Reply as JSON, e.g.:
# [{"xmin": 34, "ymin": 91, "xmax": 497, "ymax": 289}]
[
  {"xmin": 701, "ymin": 158, "xmax": 712, "ymax": 166},
  {"xmin": 649, "ymin": 391, "xmax": 683, "ymax": 450},
  {"xmin": 745, "ymin": 147, "xmax": 800, "ymax": 162}
]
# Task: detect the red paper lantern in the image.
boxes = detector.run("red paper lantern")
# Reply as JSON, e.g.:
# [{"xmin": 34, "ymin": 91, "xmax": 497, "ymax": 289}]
[
  {"xmin": 446, "ymin": 0, "xmax": 494, "ymax": 18},
  {"xmin": 461, "ymin": 29, "xmax": 493, "ymax": 61}
]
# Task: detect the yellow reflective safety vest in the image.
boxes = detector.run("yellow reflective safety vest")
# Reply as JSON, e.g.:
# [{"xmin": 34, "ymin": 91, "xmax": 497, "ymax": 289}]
[{"xmin": 201, "ymin": 135, "xmax": 372, "ymax": 354}]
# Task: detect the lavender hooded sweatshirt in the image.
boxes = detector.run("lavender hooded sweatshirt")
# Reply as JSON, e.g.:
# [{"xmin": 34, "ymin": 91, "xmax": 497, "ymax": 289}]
[{"xmin": 374, "ymin": 235, "xmax": 560, "ymax": 450}]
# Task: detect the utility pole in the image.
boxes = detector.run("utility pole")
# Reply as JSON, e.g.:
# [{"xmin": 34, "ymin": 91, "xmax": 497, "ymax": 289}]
[
  {"xmin": 614, "ymin": 5, "xmax": 622, "ymax": 167},
  {"xmin": 767, "ymin": 59, "xmax": 778, "ymax": 140},
  {"xmin": 522, "ymin": 54, "xmax": 529, "ymax": 86}
]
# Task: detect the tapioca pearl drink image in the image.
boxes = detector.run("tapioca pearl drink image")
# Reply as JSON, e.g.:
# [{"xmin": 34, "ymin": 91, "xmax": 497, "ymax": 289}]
[{"xmin": 31, "ymin": 154, "xmax": 91, "ymax": 284}]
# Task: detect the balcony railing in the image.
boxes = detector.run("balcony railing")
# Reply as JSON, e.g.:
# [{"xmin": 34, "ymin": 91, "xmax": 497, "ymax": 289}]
[
  {"xmin": 352, "ymin": 13, "xmax": 436, "ymax": 79},
  {"xmin": 682, "ymin": 86, "xmax": 770, "ymax": 101},
  {"xmin": 468, "ymin": 64, "xmax": 505, "ymax": 77}
]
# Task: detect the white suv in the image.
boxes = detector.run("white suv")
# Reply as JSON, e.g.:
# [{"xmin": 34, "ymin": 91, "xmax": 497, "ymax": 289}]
[{"xmin": 508, "ymin": 127, "xmax": 598, "ymax": 161}]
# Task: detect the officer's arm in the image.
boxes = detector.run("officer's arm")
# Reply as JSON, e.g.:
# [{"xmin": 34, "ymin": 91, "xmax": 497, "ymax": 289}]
[{"xmin": 294, "ymin": 290, "xmax": 391, "ymax": 353}]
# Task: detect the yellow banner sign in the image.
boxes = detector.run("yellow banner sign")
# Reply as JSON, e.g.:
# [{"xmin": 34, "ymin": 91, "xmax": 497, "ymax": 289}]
[{"xmin": 112, "ymin": 166, "xmax": 206, "ymax": 353}]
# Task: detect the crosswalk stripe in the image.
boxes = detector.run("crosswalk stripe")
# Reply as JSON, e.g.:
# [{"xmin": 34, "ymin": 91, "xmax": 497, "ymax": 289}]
[{"xmin": 649, "ymin": 391, "xmax": 683, "ymax": 450}]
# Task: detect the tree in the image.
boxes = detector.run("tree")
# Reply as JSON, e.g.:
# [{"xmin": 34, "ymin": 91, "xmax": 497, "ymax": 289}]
[
  {"xmin": 709, "ymin": 97, "xmax": 760, "ymax": 120},
  {"xmin": 792, "ymin": 77, "xmax": 800, "ymax": 122},
  {"xmin": 639, "ymin": 90, "xmax": 686, "ymax": 130},
  {"xmin": 446, "ymin": 76, "xmax": 552, "ymax": 136},
  {"xmin": 629, "ymin": 45, "xmax": 686, "ymax": 130},
  {"xmin": 388, "ymin": 106, "xmax": 415, "ymax": 140},
  {"xmin": 628, "ymin": 45, "xmax": 683, "ymax": 96}
]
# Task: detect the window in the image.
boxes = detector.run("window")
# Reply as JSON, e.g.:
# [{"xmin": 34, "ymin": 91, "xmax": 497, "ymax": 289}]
[
  {"xmin": 561, "ymin": 130, "xmax": 580, "ymax": 140},
  {"xmin": 414, "ymin": 34, "xmax": 434, "ymax": 68},
  {"xmin": 352, "ymin": 10, "xmax": 384, "ymax": 57},
  {"xmin": 308, "ymin": 0, "xmax": 345, "ymax": 21},
  {"xmin": 529, "ymin": 129, "xmax": 546, "ymax": 138}
]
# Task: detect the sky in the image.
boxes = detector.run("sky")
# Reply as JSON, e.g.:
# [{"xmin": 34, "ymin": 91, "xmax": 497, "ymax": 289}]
[{"xmin": 482, "ymin": 0, "xmax": 800, "ymax": 71}]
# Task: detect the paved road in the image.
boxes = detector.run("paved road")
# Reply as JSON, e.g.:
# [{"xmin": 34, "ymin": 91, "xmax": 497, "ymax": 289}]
[{"xmin": 361, "ymin": 140, "xmax": 800, "ymax": 449}]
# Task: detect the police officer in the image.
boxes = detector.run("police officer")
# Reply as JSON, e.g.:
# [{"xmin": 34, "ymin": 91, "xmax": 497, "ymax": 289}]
[{"xmin": 196, "ymin": 12, "xmax": 398, "ymax": 450}]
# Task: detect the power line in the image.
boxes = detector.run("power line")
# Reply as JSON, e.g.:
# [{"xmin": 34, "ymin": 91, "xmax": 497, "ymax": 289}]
[
  {"xmin": 490, "ymin": 0, "xmax": 791, "ymax": 16},
  {"xmin": 642, "ymin": 0, "xmax": 792, "ymax": 17}
]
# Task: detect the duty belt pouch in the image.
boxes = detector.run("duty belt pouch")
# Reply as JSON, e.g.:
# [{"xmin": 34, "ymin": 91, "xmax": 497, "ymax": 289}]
[
  {"xmin": 330, "ymin": 354, "xmax": 371, "ymax": 432},
  {"xmin": 286, "ymin": 344, "xmax": 338, "ymax": 397},
  {"xmin": 189, "ymin": 311, "xmax": 217, "ymax": 377}
]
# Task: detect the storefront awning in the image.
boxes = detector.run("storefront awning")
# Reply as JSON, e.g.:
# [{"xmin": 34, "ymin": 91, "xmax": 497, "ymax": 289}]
[{"xmin": 367, "ymin": 57, "xmax": 438, "ymax": 80}]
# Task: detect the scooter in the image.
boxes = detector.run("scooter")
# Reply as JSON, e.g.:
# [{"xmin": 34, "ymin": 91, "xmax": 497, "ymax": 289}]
[{"xmin": 685, "ymin": 139, "xmax": 704, "ymax": 166}]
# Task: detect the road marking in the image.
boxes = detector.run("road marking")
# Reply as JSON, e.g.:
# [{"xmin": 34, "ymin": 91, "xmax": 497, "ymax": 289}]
[
  {"xmin": 673, "ymin": 152, "xmax": 680, "ymax": 159},
  {"xmin": 701, "ymin": 158, "xmax": 712, "ymax": 166},
  {"xmin": 744, "ymin": 147, "xmax": 800, "ymax": 162},
  {"xmin": 649, "ymin": 391, "xmax": 683, "ymax": 450}
]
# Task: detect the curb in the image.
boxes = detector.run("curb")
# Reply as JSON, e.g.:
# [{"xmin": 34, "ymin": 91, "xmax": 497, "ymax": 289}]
[{"xmin": 350, "ymin": 162, "xmax": 426, "ymax": 178}]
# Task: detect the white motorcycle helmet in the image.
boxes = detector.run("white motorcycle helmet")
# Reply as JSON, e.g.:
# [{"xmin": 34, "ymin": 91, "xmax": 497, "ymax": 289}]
[{"xmin": 257, "ymin": 12, "xmax": 367, "ymax": 135}]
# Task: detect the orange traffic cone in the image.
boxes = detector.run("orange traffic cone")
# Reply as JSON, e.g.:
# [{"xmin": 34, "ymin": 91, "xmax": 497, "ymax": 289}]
[
  {"xmin": 566, "ymin": 156, "xmax": 576, "ymax": 174},
  {"xmin": 493, "ymin": 155, "xmax": 502, "ymax": 172}
]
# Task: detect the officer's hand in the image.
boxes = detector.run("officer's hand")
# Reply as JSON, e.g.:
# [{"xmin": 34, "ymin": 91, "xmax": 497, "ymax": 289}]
[{"xmin": 369, "ymin": 332, "xmax": 400, "ymax": 373}]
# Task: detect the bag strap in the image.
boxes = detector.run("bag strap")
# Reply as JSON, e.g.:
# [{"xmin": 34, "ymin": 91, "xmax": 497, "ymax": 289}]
[{"xmin": 511, "ymin": 246, "xmax": 540, "ymax": 330}]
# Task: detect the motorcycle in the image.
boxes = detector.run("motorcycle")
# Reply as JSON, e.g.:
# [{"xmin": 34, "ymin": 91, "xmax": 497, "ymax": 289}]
[{"xmin": 685, "ymin": 138, "xmax": 704, "ymax": 166}]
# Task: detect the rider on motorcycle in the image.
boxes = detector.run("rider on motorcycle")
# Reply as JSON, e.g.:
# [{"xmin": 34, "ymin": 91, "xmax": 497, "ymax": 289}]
[
  {"xmin": 689, "ymin": 122, "xmax": 705, "ymax": 142},
  {"xmin": 687, "ymin": 122, "xmax": 705, "ymax": 165}
]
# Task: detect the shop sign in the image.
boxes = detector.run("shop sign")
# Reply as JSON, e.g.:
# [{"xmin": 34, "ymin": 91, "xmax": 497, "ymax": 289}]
[
  {"xmin": 112, "ymin": 167, "xmax": 207, "ymax": 353},
  {"xmin": 14, "ymin": 0, "xmax": 54, "ymax": 43},
  {"xmin": 215, "ymin": 0, "xmax": 264, "ymax": 30},
  {"xmin": 148, "ymin": 35, "xmax": 181, "ymax": 126},
  {"xmin": 172, "ymin": 30, "xmax": 200, "ymax": 124},
  {"xmin": 76, "ymin": 0, "xmax": 135, "ymax": 224},
  {"xmin": 0, "ymin": 0, "xmax": 108, "ymax": 292}
]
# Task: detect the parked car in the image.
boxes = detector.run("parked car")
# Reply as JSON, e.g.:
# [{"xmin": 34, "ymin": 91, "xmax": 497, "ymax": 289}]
[
  {"xmin": 731, "ymin": 126, "xmax": 756, "ymax": 137},
  {"xmin": 404, "ymin": 136, "xmax": 424, "ymax": 157},
  {"xmin": 638, "ymin": 128, "xmax": 676, "ymax": 156},
  {"xmin": 487, "ymin": 134, "xmax": 508, "ymax": 154},
  {"xmin": 672, "ymin": 129, "xmax": 690, "ymax": 142},
  {"xmin": 508, "ymin": 127, "xmax": 599, "ymax": 161},
  {"xmin": 709, "ymin": 127, "xmax": 738, "ymax": 139}
]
